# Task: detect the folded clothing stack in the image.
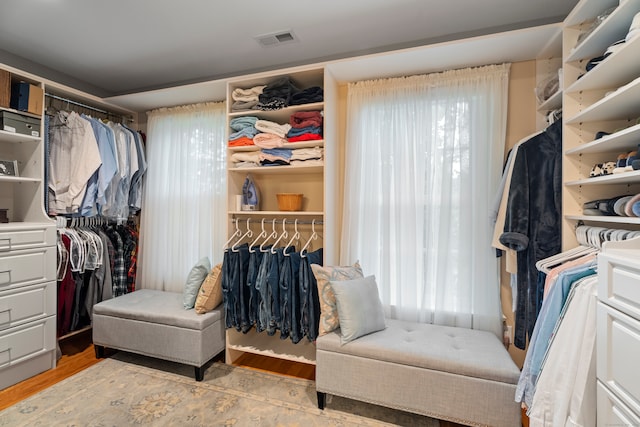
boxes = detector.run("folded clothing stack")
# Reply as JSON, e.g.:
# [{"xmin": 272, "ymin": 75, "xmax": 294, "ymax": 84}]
[
  {"xmin": 229, "ymin": 116, "xmax": 259, "ymax": 147},
  {"xmin": 288, "ymin": 111, "xmax": 323, "ymax": 142},
  {"xmin": 257, "ymin": 76, "xmax": 300, "ymax": 110},
  {"xmin": 584, "ymin": 194, "xmax": 640, "ymax": 217},
  {"xmin": 231, "ymin": 86, "xmax": 265, "ymax": 112}
]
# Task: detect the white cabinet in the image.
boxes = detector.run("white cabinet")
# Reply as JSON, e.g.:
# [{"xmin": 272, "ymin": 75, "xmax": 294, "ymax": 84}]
[
  {"xmin": 0, "ymin": 64, "xmax": 56, "ymax": 390},
  {"xmin": 561, "ymin": 0, "xmax": 640, "ymax": 249},
  {"xmin": 597, "ymin": 240, "xmax": 640, "ymax": 423},
  {"xmin": 224, "ymin": 65, "xmax": 334, "ymax": 365}
]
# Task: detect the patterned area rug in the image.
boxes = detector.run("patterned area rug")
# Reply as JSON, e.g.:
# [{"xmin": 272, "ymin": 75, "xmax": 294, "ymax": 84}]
[{"xmin": 0, "ymin": 353, "xmax": 438, "ymax": 426}]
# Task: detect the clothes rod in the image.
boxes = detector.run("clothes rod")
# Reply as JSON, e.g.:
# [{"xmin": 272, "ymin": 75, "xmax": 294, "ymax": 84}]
[
  {"xmin": 231, "ymin": 218, "xmax": 323, "ymax": 225},
  {"xmin": 45, "ymin": 93, "xmax": 133, "ymax": 121}
]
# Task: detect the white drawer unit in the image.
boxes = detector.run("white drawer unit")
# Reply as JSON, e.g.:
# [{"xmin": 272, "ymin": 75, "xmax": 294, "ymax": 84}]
[
  {"xmin": 0, "ymin": 316, "xmax": 56, "ymax": 390},
  {"xmin": 0, "ymin": 224, "xmax": 56, "ymax": 252},
  {"xmin": 0, "ymin": 222, "xmax": 56, "ymax": 390},
  {"xmin": 599, "ymin": 252, "xmax": 640, "ymax": 320},
  {"xmin": 598, "ymin": 241, "xmax": 640, "ymax": 423},
  {"xmin": 0, "ymin": 246, "xmax": 56, "ymax": 291},
  {"xmin": 597, "ymin": 381, "xmax": 640, "ymax": 427},
  {"xmin": 597, "ymin": 302, "xmax": 640, "ymax": 415},
  {"xmin": 0, "ymin": 281, "xmax": 56, "ymax": 331}
]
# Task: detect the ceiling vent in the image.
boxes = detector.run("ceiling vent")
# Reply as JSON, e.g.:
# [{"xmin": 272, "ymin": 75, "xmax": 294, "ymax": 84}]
[{"xmin": 255, "ymin": 30, "xmax": 299, "ymax": 48}]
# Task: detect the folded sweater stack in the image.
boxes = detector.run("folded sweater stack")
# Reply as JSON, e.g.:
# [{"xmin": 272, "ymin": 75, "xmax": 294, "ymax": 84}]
[
  {"xmin": 288, "ymin": 111, "xmax": 323, "ymax": 142},
  {"xmin": 229, "ymin": 116, "xmax": 258, "ymax": 147},
  {"xmin": 231, "ymin": 86, "xmax": 265, "ymax": 112}
]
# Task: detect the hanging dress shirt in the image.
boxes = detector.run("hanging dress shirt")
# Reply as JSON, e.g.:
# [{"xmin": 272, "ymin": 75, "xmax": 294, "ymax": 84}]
[{"xmin": 48, "ymin": 111, "xmax": 102, "ymax": 214}]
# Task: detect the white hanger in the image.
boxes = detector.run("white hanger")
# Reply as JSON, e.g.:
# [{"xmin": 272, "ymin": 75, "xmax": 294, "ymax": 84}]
[
  {"xmin": 283, "ymin": 219, "xmax": 300, "ymax": 256},
  {"xmin": 231, "ymin": 218, "xmax": 253, "ymax": 252},
  {"xmin": 248, "ymin": 219, "xmax": 268, "ymax": 253},
  {"xmin": 300, "ymin": 219, "xmax": 319, "ymax": 258},
  {"xmin": 260, "ymin": 219, "xmax": 278, "ymax": 253},
  {"xmin": 535, "ymin": 225, "xmax": 599, "ymax": 273},
  {"xmin": 223, "ymin": 219, "xmax": 242, "ymax": 250},
  {"xmin": 271, "ymin": 219, "xmax": 289, "ymax": 254}
]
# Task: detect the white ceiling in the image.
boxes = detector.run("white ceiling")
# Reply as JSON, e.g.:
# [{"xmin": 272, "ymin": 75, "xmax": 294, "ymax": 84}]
[{"xmin": 0, "ymin": 0, "xmax": 578, "ymax": 102}]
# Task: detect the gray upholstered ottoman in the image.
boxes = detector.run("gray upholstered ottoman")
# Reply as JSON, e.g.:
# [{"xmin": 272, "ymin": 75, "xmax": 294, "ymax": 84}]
[
  {"xmin": 92, "ymin": 289, "xmax": 225, "ymax": 381},
  {"xmin": 316, "ymin": 318, "xmax": 521, "ymax": 427}
]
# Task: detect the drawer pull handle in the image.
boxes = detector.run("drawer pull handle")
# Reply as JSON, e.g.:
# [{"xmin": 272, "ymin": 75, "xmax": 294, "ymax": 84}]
[
  {"xmin": 0, "ymin": 270, "xmax": 11, "ymax": 286},
  {"xmin": 0, "ymin": 347, "xmax": 11, "ymax": 368},
  {"xmin": 0, "ymin": 307, "xmax": 11, "ymax": 327},
  {"xmin": 0, "ymin": 238, "xmax": 11, "ymax": 252}
]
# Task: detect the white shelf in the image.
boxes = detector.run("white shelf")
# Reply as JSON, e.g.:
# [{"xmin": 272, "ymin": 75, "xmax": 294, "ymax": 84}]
[
  {"xmin": 566, "ymin": 0, "xmax": 640, "ymax": 62},
  {"xmin": 228, "ymin": 140, "xmax": 324, "ymax": 152},
  {"xmin": 565, "ymin": 123, "xmax": 640, "ymax": 156},
  {"xmin": 566, "ymin": 77, "xmax": 640, "ymax": 124},
  {"xmin": 228, "ymin": 102, "xmax": 324, "ymax": 120},
  {"xmin": 226, "ymin": 329, "xmax": 316, "ymax": 365},
  {"xmin": 0, "ymin": 130, "xmax": 41, "ymax": 144},
  {"xmin": 537, "ymin": 89, "xmax": 562, "ymax": 113},
  {"xmin": 566, "ymin": 215, "xmax": 640, "ymax": 225},
  {"xmin": 566, "ymin": 34, "xmax": 640, "ymax": 94},
  {"xmin": 228, "ymin": 164, "xmax": 323, "ymax": 175},
  {"xmin": 564, "ymin": 0, "xmax": 619, "ymax": 28},
  {"xmin": 566, "ymin": 170, "xmax": 640, "ymax": 186},
  {"xmin": 0, "ymin": 175, "xmax": 41, "ymax": 184},
  {"xmin": 0, "ymin": 106, "xmax": 41, "ymax": 120},
  {"xmin": 229, "ymin": 210, "xmax": 323, "ymax": 216}
]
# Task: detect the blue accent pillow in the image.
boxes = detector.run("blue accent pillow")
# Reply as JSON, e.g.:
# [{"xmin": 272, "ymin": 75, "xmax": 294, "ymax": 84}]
[
  {"xmin": 183, "ymin": 257, "xmax": 211, "ymax": 309},
  {"xmin": 330, "ymin": 275, "xmax": 386, "ymax": 344}
]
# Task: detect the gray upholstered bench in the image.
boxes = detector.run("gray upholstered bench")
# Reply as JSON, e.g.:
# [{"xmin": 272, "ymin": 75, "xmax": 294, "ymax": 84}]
[
  {"xmin": 92, "ymin": 289, "xmax": 225, "ymax": 381},
  {"xmin": 316, "ymin": 318, "xmax": 521, "ymax": 427}
]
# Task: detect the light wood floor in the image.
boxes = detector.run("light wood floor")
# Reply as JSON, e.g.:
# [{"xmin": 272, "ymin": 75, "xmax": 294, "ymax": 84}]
[{"xmin": 0, "ymin": 331, "xmax": 481, "ymax": 426}]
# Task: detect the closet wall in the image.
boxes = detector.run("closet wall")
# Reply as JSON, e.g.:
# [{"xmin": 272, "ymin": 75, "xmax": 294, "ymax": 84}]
[
  {"xmin": 0, "ymin": 61, "xmax": 138, "ymax": 390},
  {"xmin": 501, "ymin": 60, "xmax": 541, "ymax": 367},
  {"xmin": 0, "ymin": 22, "xmax": 568, "ymax": 374}
]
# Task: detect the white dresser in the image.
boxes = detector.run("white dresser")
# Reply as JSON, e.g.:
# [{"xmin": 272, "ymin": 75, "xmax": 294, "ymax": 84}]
[
  {"xmin": 0, "ymin": 224, "xmax": 57, "ymax": 389},
  {"xmin": 597, "ymin": 238, "xmax": 640, "ymax": 425},
  {"xmin": 0, "ymin": 63, "xmax": 57, "ymax": 390}
]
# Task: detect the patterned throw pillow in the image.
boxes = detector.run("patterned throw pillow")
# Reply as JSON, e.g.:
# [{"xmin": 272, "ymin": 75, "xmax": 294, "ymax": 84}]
[
  {"xmin": 195, "ymin": 263, "xmax": 223, "ymax": 314},
  {"xmin": 311, "ymin": 262, "xmax": 363, "ymax": 336}
]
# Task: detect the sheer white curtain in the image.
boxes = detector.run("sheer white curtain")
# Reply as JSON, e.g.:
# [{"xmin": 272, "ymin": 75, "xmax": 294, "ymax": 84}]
[
  {"xmin": 137, "ymin": 102, "xmax": 227, "ymax": 293},
  {"xmin": 340, "ymin": 64, "xmax": 510, "ymax": 336}
]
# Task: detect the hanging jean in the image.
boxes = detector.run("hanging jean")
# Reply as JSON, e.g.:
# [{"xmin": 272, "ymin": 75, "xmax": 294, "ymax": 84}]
[
  {"xmin": 278, "ymin": 247, "xmax": 300, "ymax": 340},
  {"xmin": 246, "ymin": 248, "xmax": 263, "ymax": 329},
  {"xmin": 222, "ymin": 248, "xmax": 248, "ymax": 330},
  {"xmin": 266, "ymin": 248, "xmax": 284, "ymax": 336},
  {"xmin": 300, "ymin": 248, "xmax": 323, "ymax": 341},
  {"xmin": 284, "ymin": 250, "xmax": 303, "ymax": 343},
  {"xmin": 221, "ymin": 250, "xmax": 236, "ymax": 328},
  {"xmin": 235, "ymin": 244, "xmax": 251, "ymax": 333},
  {"xmin": 255, "ymin": 248, "xmax": 273, "ymax": 333}
]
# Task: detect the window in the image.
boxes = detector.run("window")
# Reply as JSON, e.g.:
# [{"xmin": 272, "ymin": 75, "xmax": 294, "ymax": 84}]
[{"xmin": 340, "ymin": 64, "xmax": 510, "ymax": 336}]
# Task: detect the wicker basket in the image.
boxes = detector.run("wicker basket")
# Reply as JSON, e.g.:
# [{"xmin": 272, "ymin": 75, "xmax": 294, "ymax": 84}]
[{"xmin": 276, "ymin": 193, "xmax": 303, "ymax": 211}]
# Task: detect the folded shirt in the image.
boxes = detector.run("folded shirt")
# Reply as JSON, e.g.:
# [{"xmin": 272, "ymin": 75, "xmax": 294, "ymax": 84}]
[
  {"xmin": 291, "ymin": 147, "xmax": 323, "ymax": 161},
  {"xmin": 231, "ymin": 100, "xmax": 259, "ymax": 111},
  {"xmin": 255, "ymin": 119, "xmax": 292, "ymax": 138},
  {"xmin": 254, "ymin": 133, "xmax": 287, "ymax": 148},
  {"xmin": 229, "ymin": 127, "xmax": 259, "ymax": 141},
  {"xmin": 290, "ymin": 86, "xmax": 324, "ymax": 105},
  {"xmin": 228, "ymin": 136, "xmax": 255, "ymax": 147},
  {"xmin": 290, "ymin": 111, "xmax": 323, "ymax": 128},
  {"xmin": 288, "ymin": 133, "xmax": 323, "ymax": 142},
  {"xmin": 229, "ymin": 116, "xmax": 259, "ymax": 131},
  {"xmin": 232, "ymin": 85, "xmax": 266, "ymax": 102},
  {"xmin": 230, "ymin": 151, "xmax": 261, "ymax": 163},
  {"xmin": 261, "ymin": 148, "xmax": 293, "ymax": 160}
]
